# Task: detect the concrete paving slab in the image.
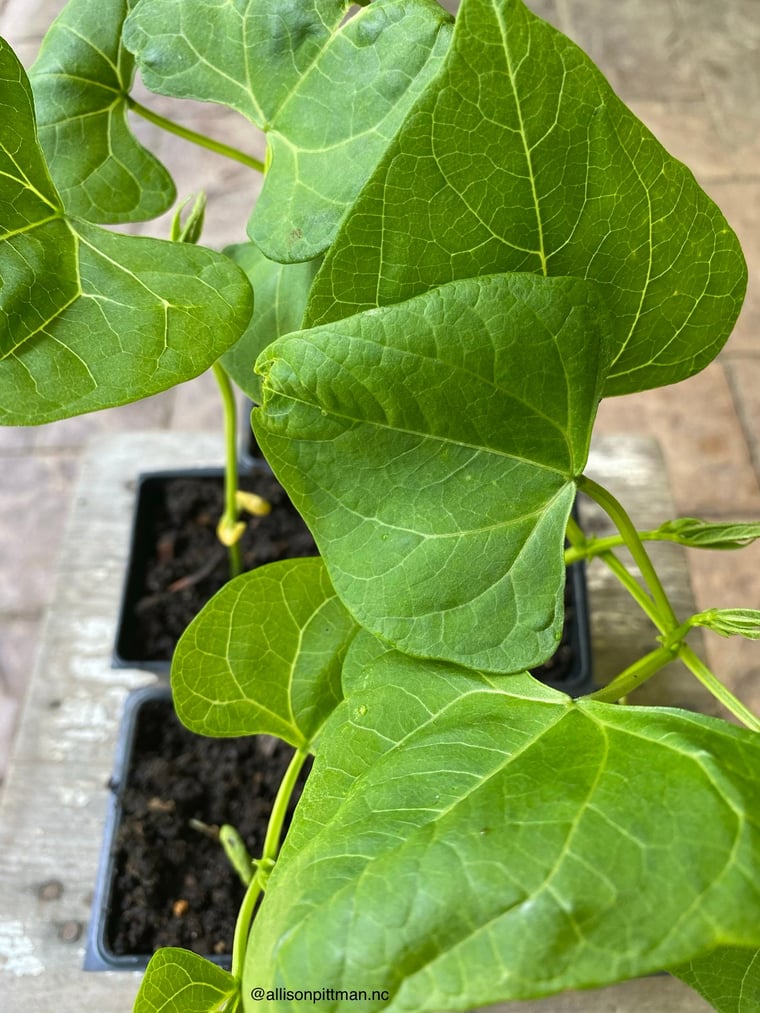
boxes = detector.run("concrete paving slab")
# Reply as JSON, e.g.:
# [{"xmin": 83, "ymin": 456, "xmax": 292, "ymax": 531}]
[
  {"xmin": 0, "ymin": 393, "xmax": 175, "ymax": 453},
  {"xmin": 595, "ymin": 361, "xmax": 760, "ymax": 517},
  {"xmin": 0, "ymin": 0, "xmax": 66, "ymax": 43},
  {"xmin": 725, "ymin": 357, "xmax": 760, "ymax": 478},
  {"xmin": 675, "ymin": 0, "xmax": 760, "ymax": 149},
  {"xmin": 0, "ymin": 690, "xmax": 18, "ymax": 788},
  {"xmin": 627, "ymin": 99, "xmax": 760, "ymax": 185},
  {"xmin": 0, "ymin": 454, "xmax": 81, "ymax": 614},
  {"xmin": 0, "ymin": 615, "xmax": 41, "ymax": 702},
  {"xmin": 704, "ymin": 181, "xmax": 760, "ymax": 356},
  {"xmin": 169, "ymin": 367, "xmax": 229, "ymax": 433},
  {"xmin": 560, "ymin": 0, "xmax": 703, "ymax": 103}
]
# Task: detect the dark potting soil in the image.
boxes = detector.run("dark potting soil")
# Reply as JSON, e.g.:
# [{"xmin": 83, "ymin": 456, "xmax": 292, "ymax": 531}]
[
  {"xmin": 107, "ymin": 693, "xmax": 309, "ymax": 960},
  {"xmin": 122, "ymin": 471, "xmax": 317, "ymax": 663}
]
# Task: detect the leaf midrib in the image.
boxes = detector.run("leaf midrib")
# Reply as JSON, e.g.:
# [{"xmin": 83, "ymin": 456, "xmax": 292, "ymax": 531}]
[{"xmin": 263, "ymin": 378, "xmax": 572, "ymax": 479}]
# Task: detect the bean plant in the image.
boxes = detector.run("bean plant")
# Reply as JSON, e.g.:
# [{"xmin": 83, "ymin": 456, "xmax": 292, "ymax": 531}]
[{"xmin": 1, "ymin": 1, "xmax": 760, "ymax": 1010}]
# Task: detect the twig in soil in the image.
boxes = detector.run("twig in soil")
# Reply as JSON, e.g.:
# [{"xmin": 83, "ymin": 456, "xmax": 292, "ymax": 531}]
[
  {"xmin": 167, "ymin": 544, "xmax": 226, "ymax": 593},
  {"xmin": 189, "ymin": 818, "xmax": 220, "ymax": 841}
]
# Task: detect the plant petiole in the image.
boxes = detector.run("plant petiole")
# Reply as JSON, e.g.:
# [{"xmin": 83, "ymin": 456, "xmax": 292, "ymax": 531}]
[
  {"xmin": 588, "ymin": 645, "xmax": 678, "ymax": 703},
  {"xmin": 566, "ymin": 510, "xmax": 665, "ymax": 632},
  {"xmin": 570, "ymin": 482, "xmax": 760, "ymax": 730},
  {"xmin": 212, "ymin": 362, "xmax": 243, "ymax": 579},
  {"xmin": 577, "ymin": 475, "xmax": 680, "ymax": 630},
  {"xmin": 230, "ymin": 746, "xmax": 310, "ymax": 981},
  {"xmin": 127, "ymin": 97, "xmax": 266, "ymax": 173},
  {"xmin": 678, "ymin": 645, "xmax": 760, "ymax": 732}
]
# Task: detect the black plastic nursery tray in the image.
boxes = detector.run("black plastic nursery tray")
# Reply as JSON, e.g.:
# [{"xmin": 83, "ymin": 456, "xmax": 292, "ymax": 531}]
[
  {"xmin": 84, "ymin": 684, "xmax": 307, "ymax": 971},
  {"xmin": 529, "ymin": 557, "xmax": 592, "ymax": 696},
  {"xmin": 113, "ymin": 468, "xmax": 317, "ymax": 671}
]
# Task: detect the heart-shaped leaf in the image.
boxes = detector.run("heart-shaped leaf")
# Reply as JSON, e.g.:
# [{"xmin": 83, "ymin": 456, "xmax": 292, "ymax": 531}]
[
  {"xmin": 306, "ymin": 0, "xmax": 746, "ymax": 397},
  {"xmin": 123, "ymin": 0, "xmax": 453, "ymax": 261},
  {"xmin": 134, "ymin": 947, "xmax": 240, "ymax": 1013},
  {"xmin": 0, "ymin": 39, "xmax": 252, "ymax": 425},
  {"xmin": 221, "ymin": 243, "xmax": 320, "ymax": 403},
  {"xmin": 672, "ymin": 946, "xmax": 760, "ymax": 1013},
  {"xmin": 29, "ymin": 0, "xmax": 175, "ymax": 223},
  {"xmin": 254, "ymin": 272, "xmax": 611, "ymax": 673},
  {"xmin": 245, "ymin": 649, "xmax": 760, "ymax": 1010},
  {"xmin": 172, "ymin": 558, "xmax": 357, "ymax": 748}
]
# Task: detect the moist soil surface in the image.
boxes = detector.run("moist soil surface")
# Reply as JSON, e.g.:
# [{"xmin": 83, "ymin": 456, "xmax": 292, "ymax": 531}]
[
  {"xmin": 118, "ymin": 470, "xmax": 317, "ymax": 663},
  {"xmin": 107, "ymin": 691, "xmax": 308, "ymax": 961}
]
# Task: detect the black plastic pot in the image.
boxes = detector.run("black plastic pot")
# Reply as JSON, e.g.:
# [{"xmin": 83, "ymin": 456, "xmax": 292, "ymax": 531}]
[
  {"xmin": 530, "ymin": 557, "xmax": 593, "ymax": 696},
  {"xmin": 113, "ymin": 467, "xmax": 317, "ymax": 671},
  {"xmin": 85, "ymin": 684, "xmax": 305, "ymax": 971},
  {"xmin": 85, "ymin": 686, "xmax": 173, "ymax": 971}
]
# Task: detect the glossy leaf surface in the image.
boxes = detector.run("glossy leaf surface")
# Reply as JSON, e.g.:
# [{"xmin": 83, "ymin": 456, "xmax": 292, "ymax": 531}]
[
  {"xmin": 172, "ymin": 558, "xmax": 356, "ymax": 748},
  {"xmin": 30, "ymin": 0, "xmax": 175, "ymax": 223},
  {"xmin": 134, "ymin": 947, "xmax": 240, "ymax": 1013},
  {"xmin": 221, "ymin": 243, "xmax": 320, "ymax": 402},
  {"xmin": 0, "ymin": 40, "xmax": 252, "ymax": 425},
  {"xmin": 254, "ymin": 272, "xmax": 610, "ymax": 673},
  {"xmin": 672, "ymin": 946, "xmax": 760, "ymax": 1013},
  {"xmin": 306, "ymin": 0, "xmax": 746, "ymax": 397},
  {"xmin": 123, "ymin": 0, "xmax": 453, "ymax": 261},
  {"xmin": 245, "ymin": 649, "xmax": 760, "ymax": 1010}
]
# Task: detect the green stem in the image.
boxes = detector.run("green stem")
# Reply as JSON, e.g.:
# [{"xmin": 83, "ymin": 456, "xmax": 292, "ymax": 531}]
[
  {"xmin": 577, "ymin": 475, "xmax": 679, "ymax": 629},
  {"xmin": 588, "ymin": 646, "xmax": 677, "ymax": 703},
  {"xmin": 566, "ymin": 510, "xmax": 665, "ymax": 632},
  {"xmin": 599, "ymin": 550, "xmax": 667, "ymax": 634},
  {"xmin": 127, "ymin": 97, "xmax": 266, "ymax": 173},
  {"xmin": 212, "ymin": 362, "xmax": 242, "ymax": 579},
  {"xmin": 571, "ymin": 482, "xmax": 760, "ymax": 728},
  {"xmin": 678, "ymin": 644, "xmax": 760, "ymax": 732},
  {"xmin": 230, "ymin": 747, "xmax": 310, "ymax": 981},
  {"xmin": 231, "ymin": 874, "xmax": 263, "ymax": 982},
  {"xmin": 262, "ymin": 747, "xmax": 310, "ymax": 863},
  {"xmin": 565, "ymin": 528, "xmax": 674, "ymax": 564}
]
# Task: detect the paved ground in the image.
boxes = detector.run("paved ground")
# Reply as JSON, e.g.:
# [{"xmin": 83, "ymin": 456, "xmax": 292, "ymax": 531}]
[{"xmin": 0, "ymin": 0, "xmax": 759, "ymax": 787}]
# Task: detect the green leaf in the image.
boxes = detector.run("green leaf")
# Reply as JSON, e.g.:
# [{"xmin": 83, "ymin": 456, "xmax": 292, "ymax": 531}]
[
  {"xmin": 671, "ymin": 946, "xmax": 760, "ymax": 1013},
  {"xmin": 306, "ymin": 0, "xmax": 746, "ymax": 397},
  {"xmin": 134, "ymin": 947, "xmax": 240, "ymax": 1013},
  {"xmin": 221, "ymin": 243, "xmax": 320, "ymax": 403},
  {"xmin": 123, "ymin": 0, "xmax": 453, "ymax": 261},
  {"xmin": 658, "ymin": 518, "xmax": 760, "ymax": 551},
  {"xmin": 690, "ymin": 609, "xmax": 760, "ymax": 642},
  {"xmin": 245, "ymin": 650, "xmax": 760, "ymax": 1010},
  {"xmin": 254, "ymin": 272, "xmax": 611, "ymax": 673},
  {"xmin": 172, "ymin": 192, "xmax": 207, "ymax": 244},
  {"xmin": 171, "ymin": 558, "xmax": 357, "ymax": 749},
  {"xmin": 0, "ymin": 40, "xmax": 253, "ymax": 425},
  {"xmin": 29, "ymin": 0, "xmax": 175, "ymax": 223}
]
